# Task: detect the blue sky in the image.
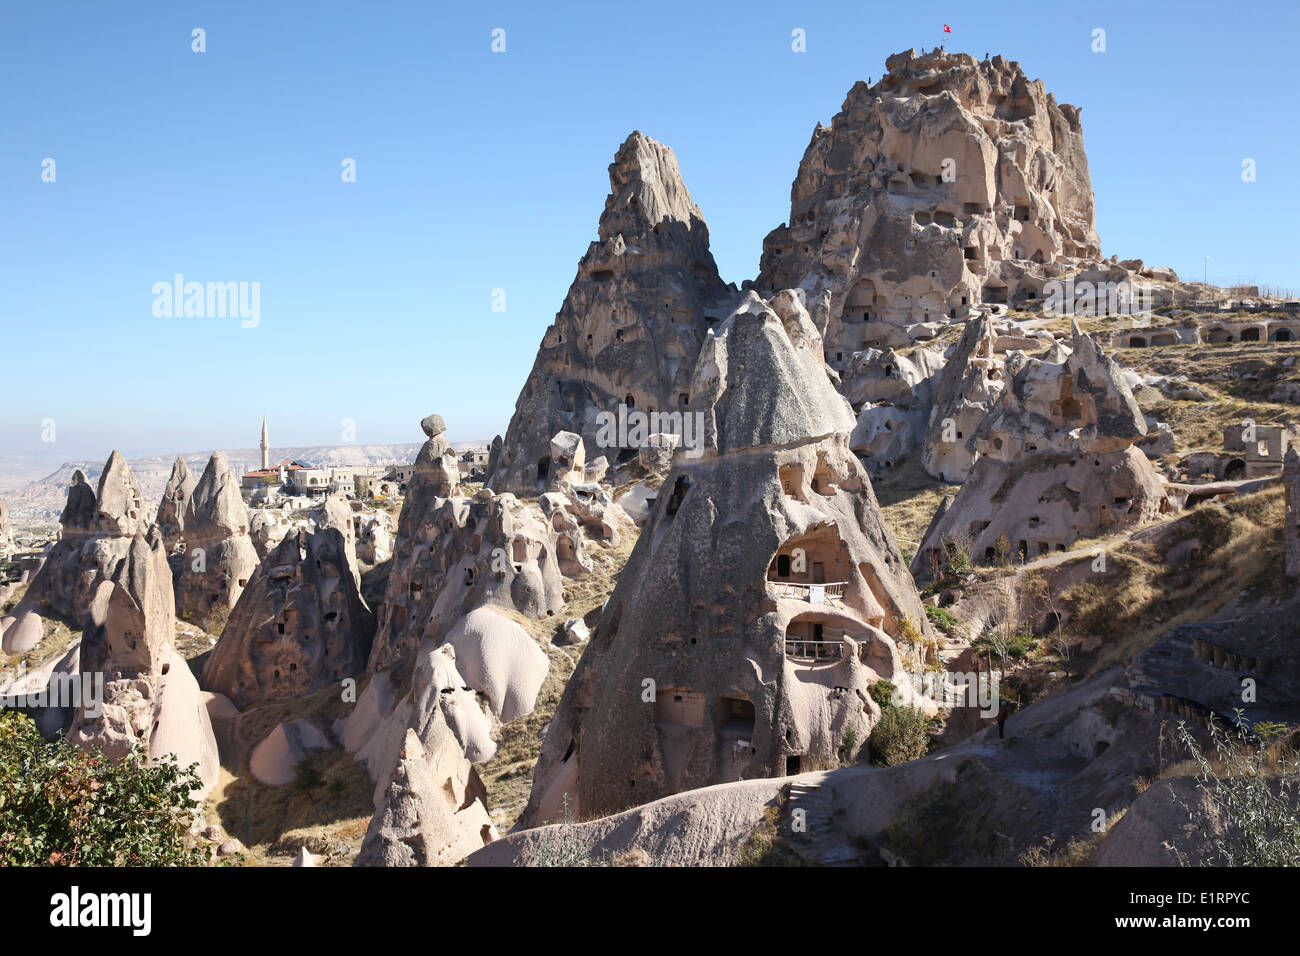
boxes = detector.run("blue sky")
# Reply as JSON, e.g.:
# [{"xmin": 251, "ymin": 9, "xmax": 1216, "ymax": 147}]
[{"xmin": 2, "ymin": 0, "xmax": 1297, "ymax": 471}]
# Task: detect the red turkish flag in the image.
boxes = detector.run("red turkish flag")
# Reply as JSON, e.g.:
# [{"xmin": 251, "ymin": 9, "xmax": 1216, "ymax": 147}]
[{"xmin": 943, "ymin": 24, "xmax": 952, "ymax": 33}]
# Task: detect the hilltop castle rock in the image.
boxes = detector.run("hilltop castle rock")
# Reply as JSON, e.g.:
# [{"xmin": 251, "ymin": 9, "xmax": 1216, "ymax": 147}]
[
  {"xmin": 488, "ymin": 131, "xmax": 735, "ymax": 496},
  {"xmin": 523, "ymin": 290, "xmax": 934, "ymax": 826},
  {"xmin": 756, "ymin": 49, "xmax": 1124, "ymax": 385}
]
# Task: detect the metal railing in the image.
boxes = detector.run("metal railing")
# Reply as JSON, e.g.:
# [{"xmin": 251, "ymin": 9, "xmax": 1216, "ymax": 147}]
[
  {"xmin": 784, "ymin": 639, "xmax": 846, "ymax": 661},
  {"xmin": 768, "ymin": 580, "xmax": 847, "ymax": 603}
]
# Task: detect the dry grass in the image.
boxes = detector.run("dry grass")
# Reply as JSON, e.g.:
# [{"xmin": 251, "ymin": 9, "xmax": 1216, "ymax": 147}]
[
  {"xmin": 1064, "ymin": 487, "xmax": 1286, "ymax": 673},
  {"xmin": 477, "ymin": 522, "xmax": 640, "ymax": 829},
  {"xmin": 871, "ymin": 456, "xmax": 951, "ymax": 558},
  {"xmin": 206, "ymin": 677, "xmax": 376, "ymax": 866},
  {"xmin": 1019, "ymin": 809, "xmax": 1128, "ymax": 867},
  {"xmin": 206, "ymin": 751, "xmax": 373, "ymax": 867}
]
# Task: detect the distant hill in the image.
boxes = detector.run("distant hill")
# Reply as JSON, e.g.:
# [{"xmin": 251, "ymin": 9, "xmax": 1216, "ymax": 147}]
[{"xmin": 4, "ymin": 442, "xmax": 486, "ymax": 525}]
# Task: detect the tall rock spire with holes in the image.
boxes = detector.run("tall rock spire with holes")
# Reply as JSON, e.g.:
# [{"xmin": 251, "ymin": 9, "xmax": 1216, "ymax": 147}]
[{"xmin": 486, "ymin": 131, "xmax": 735, "ymax": 496}]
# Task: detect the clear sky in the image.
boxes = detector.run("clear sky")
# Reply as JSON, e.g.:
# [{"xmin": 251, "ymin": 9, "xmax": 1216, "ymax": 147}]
[{"xmin": 2, "ymin": 0, "xmax": 1297, "ymax": 470}]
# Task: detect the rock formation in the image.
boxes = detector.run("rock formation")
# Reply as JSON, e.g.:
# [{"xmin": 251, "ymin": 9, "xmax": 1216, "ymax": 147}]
[
  {"xmin": 0, "ymin": 497, "xmax": 13, "ymax": 558},
  {"xmin": 523, "ymin": 289, "xmax": 934, "ymax": 825},
  {"xmin": 171, "ymin": 452, "xmax": 260, "ymax": 628},
  {"xmin": 921, "ymin": 316, "xmax": 1004, "ymax": 482},
  {"xmin": 1286, "ymin": 445, "xmax": 1300, "ymax": 577},
  {"xmin": 913, "ymin": 324, "xmax": 1171, "ymax": 578},
  {"xmin": 202, "ymin": 526, "xmax": 376, "ymax": 708},
  {"xmin": 68, "ymin": 529, "xmax": 220, "ymax": 800},
  {"xmin": 354, "ymin": 726, "xmax": 496, "ymax": 867},
  {"xmin": 488, "ymin": 131, "xmax": 734, "ymax": 495},
  {"xmin": 367, "ymin": 417, "xmax": 581, "ymax": 672},
  {"xmin": 155, "ymin": 457, "xmax": 195, "ymax": 551},
  {"xmin": 442, "ymin": 606, "xmax": 548, "ymax": 724},
  {"xmin": 757, "ymin": 48, "xmax": 1105, "ymax": 366},
  {"xmin": 23, "ymin": 454, "xmax": 149, "ymax": 624},
  {"xmin": 340, "ymin": 642, "xmax": 497, "ymax": 807}
]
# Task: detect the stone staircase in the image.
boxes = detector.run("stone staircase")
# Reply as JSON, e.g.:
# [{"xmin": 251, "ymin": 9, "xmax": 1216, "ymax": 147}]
[{"xmin": 787, "ymin": 781, "xmax": 860, "ymax": 866}]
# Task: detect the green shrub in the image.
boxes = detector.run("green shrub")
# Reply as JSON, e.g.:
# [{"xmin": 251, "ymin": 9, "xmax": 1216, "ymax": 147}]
[
  {"xmin": 1171, "ymin": 714, "xmax": 1300, "ymax": 866},
  {"xmin": 0, "ymin": 710, "xmax": 210, "ymax": 866},
  {"xmin": 925, "ymin": 605, "xmax": 960, "ymax": 634},
  {"xmin": 868, "ymin": 680, "xmax": 898, "ymax": 708},
  {"xmin": 839, "ymin": 727, "xmax": 858, "ymax": 764},
  {"xmin": 870, "ymin": 705, "xmax": 930, "ymax": 766}
]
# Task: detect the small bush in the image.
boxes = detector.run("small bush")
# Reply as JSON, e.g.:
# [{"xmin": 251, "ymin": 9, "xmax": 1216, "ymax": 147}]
[
  {"xmin": 1170, "ymin": 714, "xmax": 1300, "ymax": 866},
  {"xmin": 868, "ymin": 680, "xmax": 898, "ymax": 708},
  {"xmin": 925, "ymin": 605, "xmax": 960, "ymax": 634},
  {"xmin": 0, "ymin": 711, "xmax": 210, "ymax": 866},
  {"xmin": 870, "ymin": 705, "xmax": 930, "ymax": 766},
  {"xmin": 839, "ymin": 727, "xmax": 858, "ymax": 764}
]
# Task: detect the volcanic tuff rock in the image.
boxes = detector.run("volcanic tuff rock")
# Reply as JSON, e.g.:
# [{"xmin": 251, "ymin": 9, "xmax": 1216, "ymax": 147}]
[
  {"xmin": 489, "ymin": 131, "xmax": 735, "ymax": 495},
  {"xmin": 202, "ymin": 526, "xmax": 376, "ymax": 708},
  {"xmin": 354, "ymin": 726, "xmax": 496, "ymax": 867},
  {"xmin": 913, "ymin": 324, "xmax": 1169, "ymax": 577},
  {"xmin": 757, "ymin": 48, "xmax": 1107, "ymax": 377},
  {"xmin": 67, "ymin": 528, "xmax": 219, "ymax": 800},
  {"xmin": 341, "ymin": 642, "xmax": 497, "ymax": 808},
  {"xmin": 367, "ymin": 417, "xmax": 581, "ymax": 672},
  {"xmin": 170, "ymin": 451, "xmax": 260, "ymax": 628},
  {"xmin": 24, "ymin": 454, "xmax": 150, "ymax": 624},
  {"xmin": 523, "ymin": 290, "xmax": 933, "ymax": 826},
  {"xmin": 921, "ymin": 316, "xmax": 1004, "ymax": 482},
  {"xmin": 155, "ymin": 457, "xmax": 195, "ymax": 551},
  {"xmin": 0, "ymin": 497, "xmax": 12, "ymax": 558}
]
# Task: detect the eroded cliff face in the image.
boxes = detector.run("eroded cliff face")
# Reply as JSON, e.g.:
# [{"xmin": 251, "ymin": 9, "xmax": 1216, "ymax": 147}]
[
  {"xmin": 757, "ymin": 48, "xmax": 1102, "ymax": 370},
  {"xmin": 489, "ymin": 131, "xmax": 735, "ymax": 496},
  {"xmin": 913, "ymin": 325, "xmax": 1171, "ymax": 579},
  {"xmin": 523, "ymin": 291, "xmax": 934, "ymax": 827}
]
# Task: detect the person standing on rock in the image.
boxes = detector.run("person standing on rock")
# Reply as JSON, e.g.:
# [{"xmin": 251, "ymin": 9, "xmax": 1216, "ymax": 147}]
[{"xmin": 996, "ymin": 698, "xmax": 1014, "ymax": 738}]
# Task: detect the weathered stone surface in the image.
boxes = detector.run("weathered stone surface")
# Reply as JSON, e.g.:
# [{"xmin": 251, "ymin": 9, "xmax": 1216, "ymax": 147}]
[
  {"xmin": 29, "ymin": 455, "xmax": 158, "ymax": 623},
  {"xmin": 420, "ymin": 413, "xmax": 447, "ymax": 438},
  {"xmin": 367, "ymin": 420, "xmax": 582, "ymax": 671},
  {"xmin": 354, "ymin": 726, "xmax": 496, "ymax": 867},
  {"xmin": 0, "ymin": 607, "xmax": 43, "ymax": 654},
  {"xmin": 690, "ymin": 290, "xmax": 857, "ymax": 454},
  {"xmin": 156, "ymin": 458, "xmax": 195, "ymax": 551},
  {"xmin": 68, "ymin": 529, "xmax": 219, "ymax": 800},
  {"xmin": 202, "ymin": 527, "xmax": 375, "ymax": 708},
  {"xmin": 913, "ymin": 325, "xmax": 1169, "ymax": 577},
  {"xmin": 523, "ymin": 290, "xmax": 933, "ymax": 826},
  {"xmin": 343, "ymin": 643, "xmax": 497, "ymax": 808},
  {"xmin": 0, "ymin": 497, "xmax": 12, "ymax": 558},
  {"xmin": 921, "ymin": 316, "xmax": 1003, "ymax": 482},
  {"xmin": 757, "ymin": 48, "xmax": 1105, "ymax": 365},
  {"xmin": 171, "ymin": 452, "xmax": 260, "ymax": 628},
  {"xmin": 442, "ymin": 607, "xmax": 548, "ymax": 724},
  {"xmin": 489, "ymin": 131, "xmax": 735, "ymax": 495}
]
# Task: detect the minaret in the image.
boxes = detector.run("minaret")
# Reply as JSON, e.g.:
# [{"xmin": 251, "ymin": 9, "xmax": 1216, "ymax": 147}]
[{"xmin": 260, "ymin": 417, "xmax": 270, "ymax": 471}]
